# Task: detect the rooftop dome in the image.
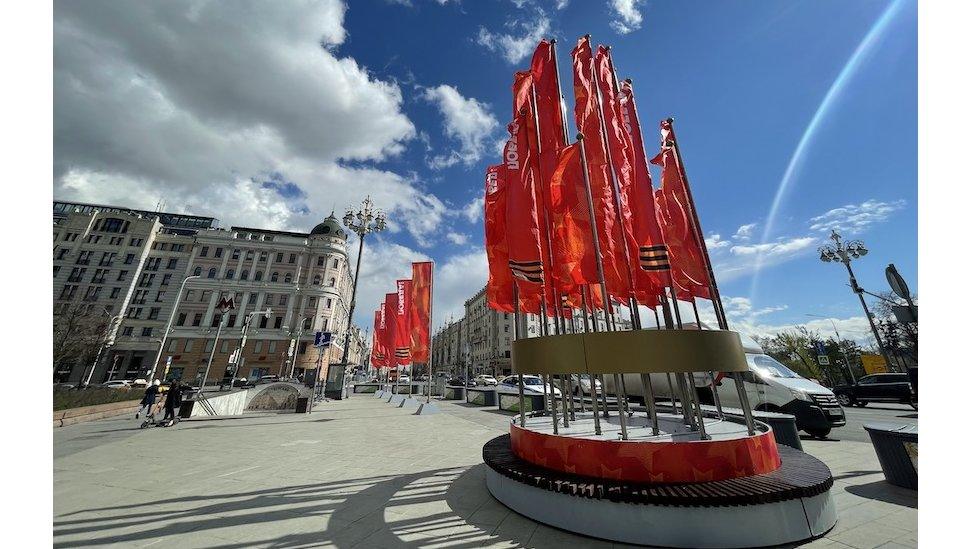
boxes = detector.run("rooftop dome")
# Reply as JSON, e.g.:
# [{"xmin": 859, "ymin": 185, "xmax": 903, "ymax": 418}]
[{"xmin": 310, "ymin": 212, "xmax": 345, "ymax": 238}]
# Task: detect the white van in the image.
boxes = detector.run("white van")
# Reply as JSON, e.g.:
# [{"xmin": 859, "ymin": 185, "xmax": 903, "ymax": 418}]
[{"xmin": 604, "ymin": 331, "xmax": 846, "ymax": 438}]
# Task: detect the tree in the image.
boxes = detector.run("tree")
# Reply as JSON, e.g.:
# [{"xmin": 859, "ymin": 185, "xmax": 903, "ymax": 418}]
[
  {"xmin": 757, "ymin": 326, "xmax": 863, "ymax": 386},
  {"xmin": 870, "ymin": 289, "xmax": 918, "ymax": 366},
  {"xmin": 53, "ymin": 303, "xmax": 110, "ymax": 382}
]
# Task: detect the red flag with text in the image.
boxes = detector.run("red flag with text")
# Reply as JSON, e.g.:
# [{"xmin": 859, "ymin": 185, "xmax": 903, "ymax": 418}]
[
  {"xmin": 383, "ymin": 293, "xmax": 398, "ymax": 368},
  {"xmin": 394, "ymin": 279, "xmax": 412, "ymax": 365},
  {"xmin": 370, "ymin": 309, "xmax": 386, "ymax": 368},
  {"xmin": 409, "ymin": 261, "xmax": 432, "ymax": 363},
  {"xmin": 485, "ymin": 164, "xmax": 516, "ymax": 313}
]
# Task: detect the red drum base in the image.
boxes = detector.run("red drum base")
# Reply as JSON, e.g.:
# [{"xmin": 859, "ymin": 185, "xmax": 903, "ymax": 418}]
[{"xmin": 511, "ymin": 411, "xmax": 780, "ymax": 484}]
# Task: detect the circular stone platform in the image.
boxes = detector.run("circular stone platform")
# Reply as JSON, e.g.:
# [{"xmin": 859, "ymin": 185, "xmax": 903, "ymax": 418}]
[
  {"xmin": 484, "ymin": 434, "xmax": 836, "ymax": 547},
  {"xmin": 512, "ymin": 411, "xmax": 781, "ymax": 483}
]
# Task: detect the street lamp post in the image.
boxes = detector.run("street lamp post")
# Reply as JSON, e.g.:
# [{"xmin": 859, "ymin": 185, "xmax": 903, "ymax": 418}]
[
  {"xmin": 149, "ymin": 275, "xmax": 201, "ymax": 383},
  {"xmin": 339, "ymin": 197, "xmax": 387, "ymax": 369},
  {"xmin": 230, "ymin": 308, "xmax": 273, "ymax": 383},
  {"xmin": 805, "ymin": 313, "xmax": 857, "ymax": 384},
  {"xmin": 817, "ymin": 230, "xmax": 893, "ymax": 371},
  {"xmin": 83, "ymin": 312, "xmax": 123, "ymax": 387}
]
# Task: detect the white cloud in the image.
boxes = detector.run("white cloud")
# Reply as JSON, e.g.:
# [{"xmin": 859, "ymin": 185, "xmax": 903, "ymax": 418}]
[
  {"xmin": 422, "ymin": 85, "xmax": 500, "ymax": 169},
  {"xmin": 608, "ymin": 0, "xmax": 645, "ymax": 34},
  {"xmin": 463, "ymin": 196, "xmax": 485, "ymax": 223},
  {"xmin": 555, "ymin": 0, "xmax": 570, "ymax": 9},
  {"xmin": 446, "ymin": 232, "xmax": 469, "ymax": 245},
  {"xmin": 704, "ymin": 233, "xmax": 730, "ymax": 250},
  {"xmin": 808, "ymin": 199, "xmax": 906, "ymax": 234},
  {"xmin": 53, "ymin": 1, "xmax": 464, "ymax": 246},
  {"xmin": 730, "ymin": 236, "xmax": 818, "ymax": 257},
  {"xmin": 476, "ymin": 10, "xmax": 551, "ymax": 64},
  {"xmin": 433, "ymin": 250, "xmax": 490, "ymax": 325},
  {"xmin": 733, "ymin": 223, "xmax": 757, "ymax": 241}
]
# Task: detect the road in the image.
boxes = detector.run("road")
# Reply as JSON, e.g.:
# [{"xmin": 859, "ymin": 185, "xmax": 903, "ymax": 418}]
[{"xmin": 823, "ymin": 401, "xmax": 918, "ymax": 443}]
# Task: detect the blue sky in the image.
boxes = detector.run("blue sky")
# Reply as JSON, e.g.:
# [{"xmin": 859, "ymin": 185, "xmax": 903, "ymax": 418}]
[{"xmin": 53, "ymin": 0, "xmax": 917, "ymax": 341}]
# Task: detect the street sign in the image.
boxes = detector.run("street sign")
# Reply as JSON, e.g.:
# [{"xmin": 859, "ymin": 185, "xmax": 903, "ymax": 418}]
[
  {"xmin": 817, "ymin": 355, "xmax": 830, "ymax": 366},
  {"xmin": 314, "ymin": 331, "xmax": 332, "ymax": 348},
  {"xmin": 885, "ymin": 264, "xmax": 912, "ymax": 301},
  {"xmin": 814, "ymin": 341, "xmax": 827, "ymax": 356},
  {"xmin": 892, "ymin": 305, "xmax": 918, "ymax": 324},
  {"xmin": 861, "ymin": 353, "xmax": 887, "ymax": 375}
]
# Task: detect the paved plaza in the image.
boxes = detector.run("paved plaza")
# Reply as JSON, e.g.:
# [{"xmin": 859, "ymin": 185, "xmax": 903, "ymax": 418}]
[{"xmin": 53, "ymin": 394, "xmax": 917, "ymax": 548}]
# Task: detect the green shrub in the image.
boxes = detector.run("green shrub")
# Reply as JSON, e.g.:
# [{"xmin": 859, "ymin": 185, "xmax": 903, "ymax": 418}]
[{"xmin": 53, "ymin": 387, "xmax": 142, "ymax": 411}]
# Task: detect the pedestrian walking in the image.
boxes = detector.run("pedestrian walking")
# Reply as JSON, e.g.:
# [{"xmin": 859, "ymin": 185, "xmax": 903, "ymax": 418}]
[
  {"xmin": 136, "ymin": 380, "xmax": 161, "ymax": 419},
  {"xmin": 163, "ymin": 381, "xmax": 183, "ymax": 422}
]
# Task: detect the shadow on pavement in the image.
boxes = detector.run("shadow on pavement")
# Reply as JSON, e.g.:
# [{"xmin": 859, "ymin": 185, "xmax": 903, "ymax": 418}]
[
  {"xmin": 845, "ymin": 480, "xmax": 917, "ymax": 509},
  {"xmin": 54, "ymin": 465, "xmax": 527, "ymax": 548}
]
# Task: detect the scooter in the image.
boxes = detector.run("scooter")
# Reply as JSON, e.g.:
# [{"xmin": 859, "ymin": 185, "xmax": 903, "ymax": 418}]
[{"xmin": 139, "ymin": 403, "xmax": 179, "ymax": 429}]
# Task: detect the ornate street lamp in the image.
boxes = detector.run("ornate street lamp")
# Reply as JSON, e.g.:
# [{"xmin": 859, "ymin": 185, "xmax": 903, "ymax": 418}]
[
  {"xmin": 339, "ymin": 197, "xmax": 386, "ymax": 368},
  {"xmin": 817, "ymin": 230, "xmax": 893, "ymax": 371}
]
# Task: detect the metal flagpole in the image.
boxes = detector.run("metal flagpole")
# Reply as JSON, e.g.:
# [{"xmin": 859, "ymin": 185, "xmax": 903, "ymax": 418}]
[
  {"xmin": 579, "ymin": 286, "xmax": 601, "ymax": 435},
  {"xmin": 426, "ymin": 264, "xmax": 434, "ymax": 403},
  {"xmin": 514, "ymin": 284, "xmax": 526, "ymax": 427},
  {"xmin": 666, "ymin": 118, "xmax": 754, "ymax": 435}
]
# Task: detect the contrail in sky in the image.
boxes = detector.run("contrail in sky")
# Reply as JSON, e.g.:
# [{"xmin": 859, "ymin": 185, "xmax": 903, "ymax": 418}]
[{"xmin": 748, "ymin": 0, "xmax": 906, "ymax": 303}]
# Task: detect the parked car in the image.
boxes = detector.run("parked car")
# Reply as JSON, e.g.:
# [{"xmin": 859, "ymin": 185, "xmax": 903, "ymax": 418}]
[
  {"xmin": 398, "ymin": 375, "xmax": 410, "ymax": 384},
  {"xmin": 496, "ymin": 375, "xmax": 562, "ymax": 397},
  {"xmin": 101, "ymin": 380, "xmax": 131, "ymax": 389},
  {"xmin": 554, "ymin": 373, "xmax": 602, "ymax": 396},
  {"xmin": 256, "ymin": 375, "xmax": 279, "ymax": 384},
  {"xmin": 475, "ymin": 375, "xmax": 498, "ymax": 386},
  {"xmin": 833, "ymin": 373, "xmax": 917, "ymax": 409}
]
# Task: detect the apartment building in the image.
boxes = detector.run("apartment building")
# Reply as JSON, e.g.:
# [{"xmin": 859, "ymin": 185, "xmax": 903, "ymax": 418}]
[{"xmin": 52, "ymin": 201, "xmax": 365, "ymax": 385}]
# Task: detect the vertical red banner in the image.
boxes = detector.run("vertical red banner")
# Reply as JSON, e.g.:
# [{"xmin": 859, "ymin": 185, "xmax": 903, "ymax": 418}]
[
  {"xmin": 370, "ymin": 309, "xmax": 385, "ymax": 368},
  {"xmin": 383, "ymin": 293, "xmax": 398, "ymax": 368},
  {"xmin": 485, "ymin": 164, "xmax": 516, "ymax": 313},
  {"xmin": 409, "ymin": 261, "xmax": 432, "ymax": 363},
  {"xmin": 394, "ymin": 279, "xmax": 413, "ymax": 365}
]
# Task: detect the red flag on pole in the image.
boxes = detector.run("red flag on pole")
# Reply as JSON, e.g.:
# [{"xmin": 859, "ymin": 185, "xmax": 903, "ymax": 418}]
[
  {"xmin": 618, "ymin": 79, "xmax": 670, "ymax": 287},
  {"xmin": 394, "ymin": 279, "xmax": 412, "ymax": 365},
  {"xmin": 504, "ymin": 114, "xmax": 546, "ymax": 299},
  {"xmin": 651, "ymin": 127, "xmax": 711, "ymax": 300},
  {"xmin": 383, "ymin": 293, "xmax": 398, "ymax": 368},
  {"xmin": 485, "ymin": 164, "xmax": 516, "ymax": 313},
  {"xmin": 549, "ymin": 142, "xmax": 598, "ymax": 289},
  {"xmin": 370, "ymin": 309, "xmax": 386, "ymax": 368},
  {"xmin": 571, "ymin": 36, "xmax": 630, "ymax": 302},
  {"xmin": 409, "ymin": 261, "xmax": 432, "ymax": 363}
]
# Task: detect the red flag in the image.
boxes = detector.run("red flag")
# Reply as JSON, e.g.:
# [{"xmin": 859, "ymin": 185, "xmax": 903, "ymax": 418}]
[
  {"xmin": 503, "ymin": 114, "xmax": 545, "ymax": 295},
  {"xmin": 383, "ymin": 293, "xmax": 398, "ymax": 367},
  {"xmin": 485, "ymin": 164, "xmax": 515, "ymax": 313},
  {"xmin": 394, "ymin": 279, "xmax": 412, "ymax": 365},
  {"xmin": 571, "ymin": 36, "xmax": 630, "ymax": 302},
  {"xmin": 651, "ymin": 125, "xmax": 711, "ymax": 300},
  {"xmin": 370, "ymin": 309, "xmax": 386, "ymax": 368},
  {"xmin": 549, "ymin": 143, "xmax": 598, "ymax": 289},
  {"xmin": 409, "ymin": 261, "xmax": 432, "ymax": 363},
  {"xmin": 618, "ymin": 79, "xmax": 670, "ymax": 289}
]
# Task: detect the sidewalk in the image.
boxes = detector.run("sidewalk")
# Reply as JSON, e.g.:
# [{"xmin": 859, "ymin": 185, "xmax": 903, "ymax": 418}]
[{"xmin": 53, "ymin": 395, "xmax": 917, "ymax": 548}]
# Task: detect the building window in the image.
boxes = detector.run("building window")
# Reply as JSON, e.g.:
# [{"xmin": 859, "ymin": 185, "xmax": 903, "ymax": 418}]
[
  {"xmin": 204, "ymin": 339, "xmax": 215, "ymax": 353},
  {"xmin": 142, "ymin": 327, "xmax": 153, "ymax": 337},
  {"xmin": 317, "ymin": 256, "xmax": 325, "ymax": 266},
  {"xmin": 299, "ymin": 342, "xmax": 308, "ymax": 355},
  {"xmin": 308, "ymin": 296, "xmax": 317, "ymax": 308},
  {"xmin": 279, "ymin": 295, "xmax": 287, "ymax": 306},
  {"xmin": 269, "ymin": 341, "xmax": 277, "ymax": 354},
  {"xmin": 275, "ymin": 252, "xmax": 283, "ymax": 262},
  {"xmin": 240, "ymin": 269, "xmax": 249, "ymax": 281},
  {"xmin": 168, "ymin": 339, "xmax": 179, "ymax": 352},
  {"xmin": 326, "ymin": 298, "xmax": 333, "ymax": 309},
  {"xmin": 227, "ymin": 314, "xmax": 237, "ymax": 327},
  {"xmin": 193, "ymin": 266, "xmax": 202, "ymax": 276},
  {"xmin": 200, "ymin": 246, "xmax": 209, "ymax": 257},
  {"xmin": 248, "ymin": 293, "xmax": 257, "ymax": 305},
  {"xmin": 192, "ymin": 313, "xmax": 202, "ymax": 326},
  {"xmin": 214, "ymin": 247, "xmax": 223, "ymax": 258},
  {"xmin": 271, "ymin": 272, "xmax": 279, "ymax": 282},
  {"xmin": 288, "ymin": 253, "xmax": 296, "ymax": 264},
  {"xmin": 259, "ymin": 251, "xmax": 268, "ymax": 262},
  {"xmin": 205, "ymin": 267, "xmax": 216, "ymax": 279},
  {"xmin": 232, "ymin": 249, "xmax": 241, "ymax": 260},
  {"xmin": 56, "ymin": 248, "xmax": 69, "ymax": 260},
  {"xmin": 124, "ymin": 253, "xmax": 135, "ymax": 264},
  {"xmin": 161, "ymin": 274, "xmax": 172, "ymax": 286},
  {"xmin": 332, "ymin": 258, "xmax": 339, "ymax": 268},
  {"xmin": 184, "ymin": 340, "xmax": 194, "ymax": 352},
  {"xmin": 221, "ymin": 340, "xmax": 229, "ymax": 353},
  {"xmin": 211, "ymin": 314, "xmax": 221, "ymax": 328},
  {"xmin": 274, "ymin": 316, "xmax": 283, "ymax": 329},
  {"xmin": 254, "ymin": 271, "xmax": 263, "ymax": 281},
  {"xmin": 177, "ymin": 313, "xmax": 187, "ymax": 326},
  {"xmin": 121, "ymin": 327, "xmax": 134, "ymax": 336},
  {"xmin": 148, "ymin": 307, "xmax": 160, "ymax": 320},
  {"xmin": 328, "ymin": 277, "xmax": 336, "ymax": 287},
  {"xmin": 225, "ymin": 269, "xmax": 234, "ymax": 279},
  {"xmin": 167, "ymin": 258, "xmax": 178, "ymax": 270},
  {"xmin": 254, "ymin": 340, "xmax": 263, "ymax": 353},
  {"xmin": 284, "ymin": 273, "xmax": 292, "ymax": 283},
  {"xmin": 245, "ymin": 250, "xmax": 254, "ymax": 260},
  {"xmin": 110, "ymin": 287, "xmax": 121, "ymax": 298},
  {"xmin": 313, "ymin": 275, "xmax": 321, "ymax": 285}
]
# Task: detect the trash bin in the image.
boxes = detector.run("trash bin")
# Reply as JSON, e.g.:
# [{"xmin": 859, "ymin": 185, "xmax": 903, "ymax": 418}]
[
  {"xmin": 178, "ymin": 400, "xmax": 194, "ymax": 419},
  {"xmin": 864, "ymin": 422, "xmax": 918, "ymax": 489},
  {"xmin": 752, "ymin": 410, "xmax": 804, "ymax": 451},
  {"xmin": 296, "ymin": 397, "xmax": 311, "ymax": 413}
]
